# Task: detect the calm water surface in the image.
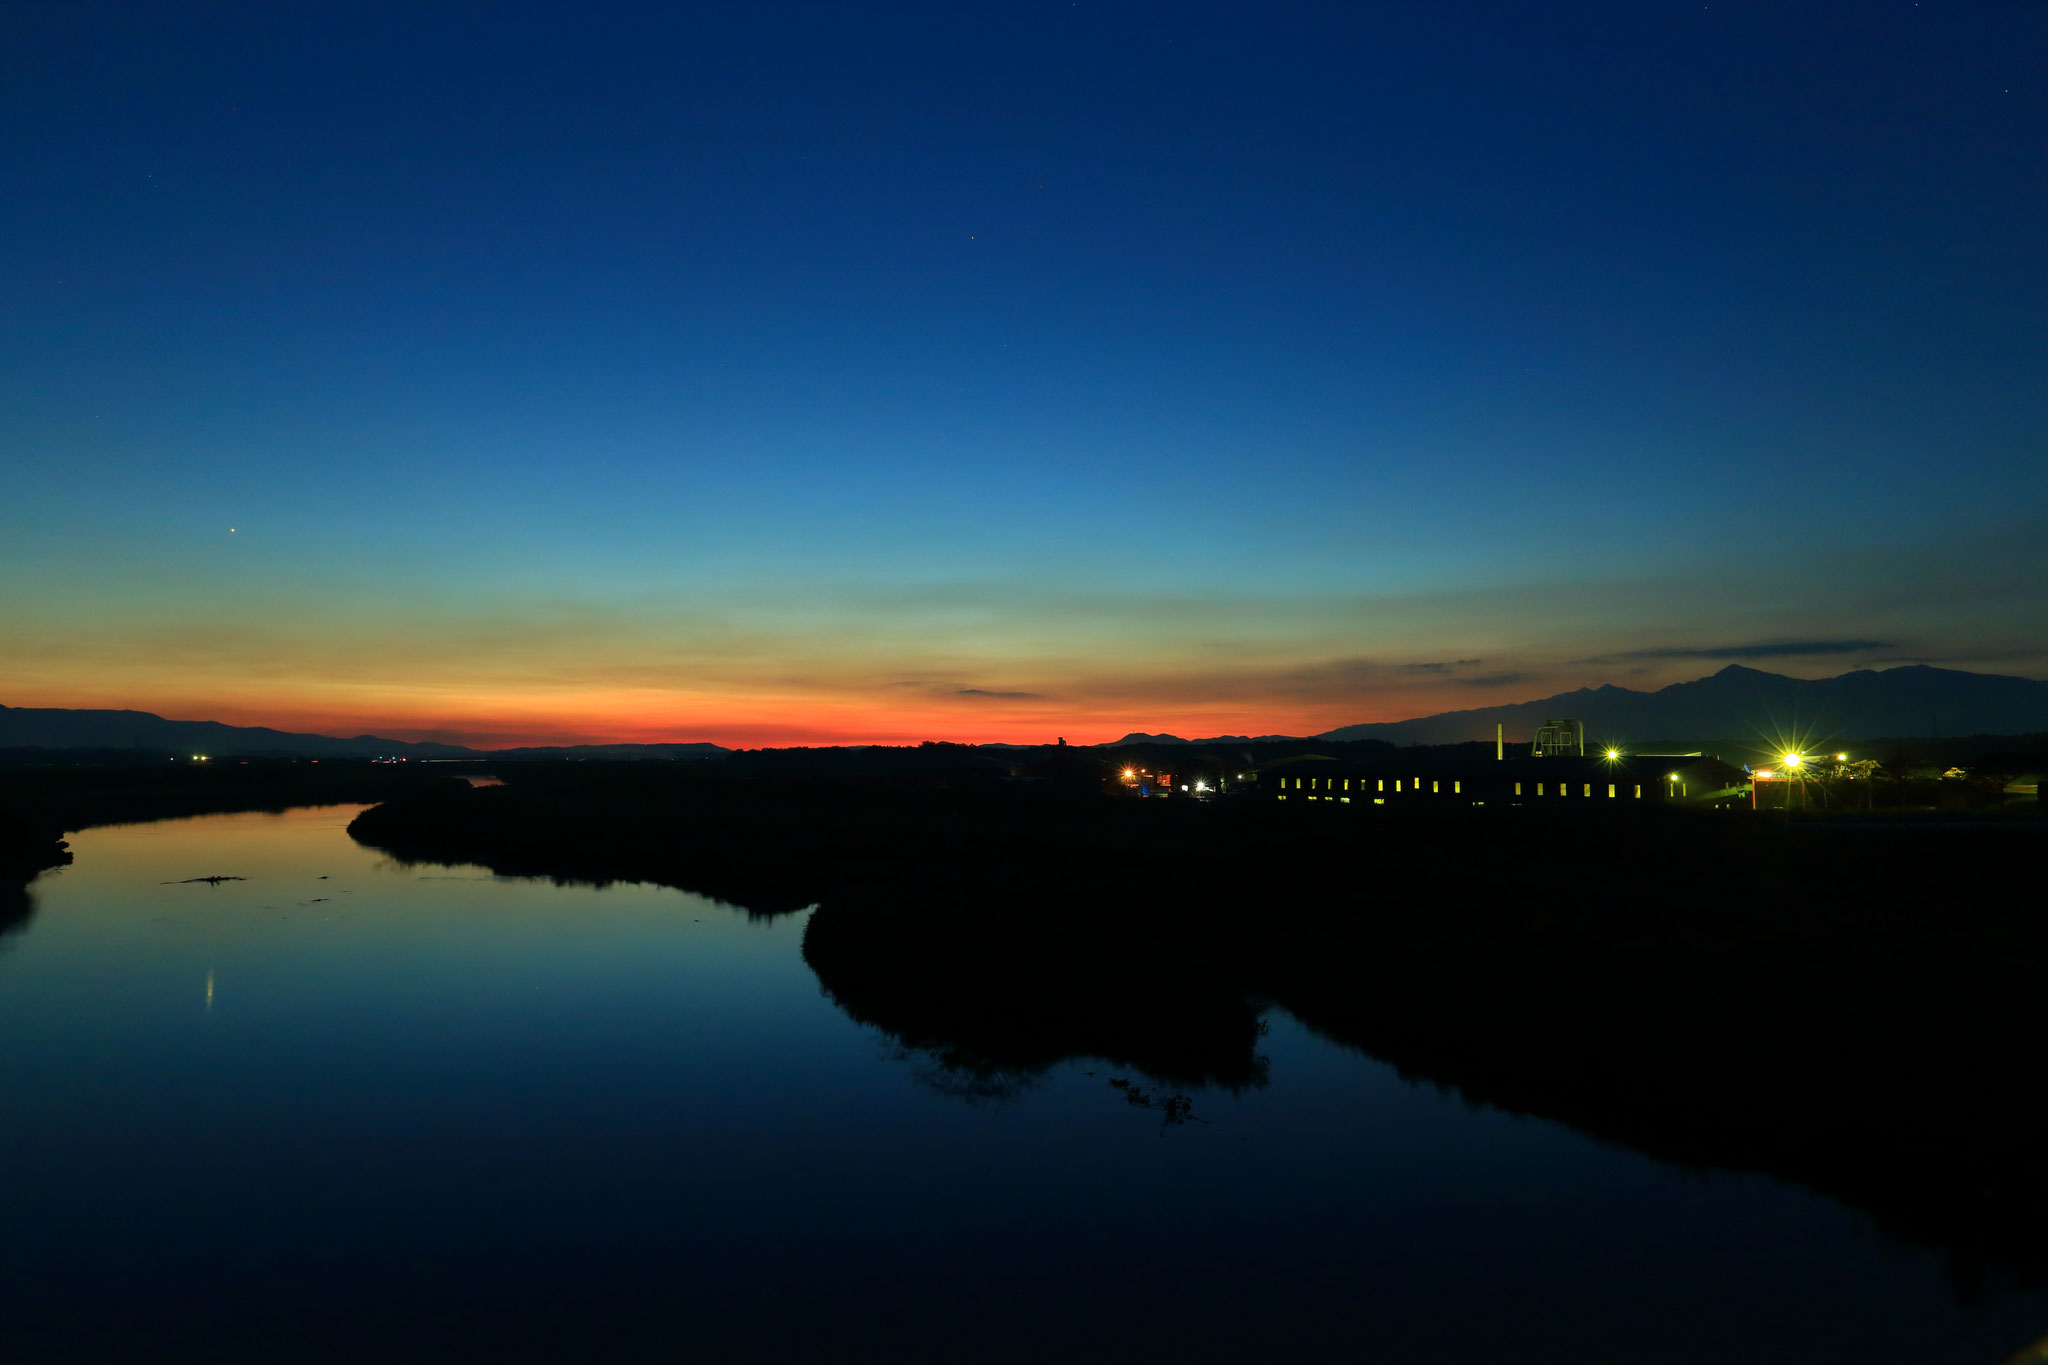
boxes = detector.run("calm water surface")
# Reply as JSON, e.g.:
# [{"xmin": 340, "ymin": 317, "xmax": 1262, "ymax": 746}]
[{"xmin": 2, "ymin": 807, "xmax": 2041, "ymax": 1363}]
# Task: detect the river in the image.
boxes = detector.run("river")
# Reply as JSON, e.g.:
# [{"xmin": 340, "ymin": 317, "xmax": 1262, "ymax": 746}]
[{"xmin": 2, "ymin": 805, "xmax": 2041, "ymax": 1363}]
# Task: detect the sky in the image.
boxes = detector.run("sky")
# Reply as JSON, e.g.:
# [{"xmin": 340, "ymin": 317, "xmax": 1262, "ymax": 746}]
[{"xmin": 3, "ymin": 0, "xmax": 2044, "ymax": 747}]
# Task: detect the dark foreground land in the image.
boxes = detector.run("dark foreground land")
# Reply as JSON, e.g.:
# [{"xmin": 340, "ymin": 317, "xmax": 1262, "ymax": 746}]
[
  {"xmin": 0, "ymin": 758, "xmax": 466, "ymax": 934},
  {"xmin": 336, "ymin": 762, "xmax": 2048, "ymax": 1290}
]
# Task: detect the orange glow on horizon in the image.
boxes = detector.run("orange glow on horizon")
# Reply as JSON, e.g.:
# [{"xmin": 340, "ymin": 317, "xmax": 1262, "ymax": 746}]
[
  {"xmin": 2, "ymin": 683, "xmax": 1453, "ymax": 750},
  {"xmin": 11, "ymin": 575, "xmax": 2009, "ymax": 750}
]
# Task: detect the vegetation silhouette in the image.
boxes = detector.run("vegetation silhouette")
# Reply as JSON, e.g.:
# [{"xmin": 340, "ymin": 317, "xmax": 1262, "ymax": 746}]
[{"xmin": 338, "ymin": 752, "xmax": 2048, "ymax": 1290}]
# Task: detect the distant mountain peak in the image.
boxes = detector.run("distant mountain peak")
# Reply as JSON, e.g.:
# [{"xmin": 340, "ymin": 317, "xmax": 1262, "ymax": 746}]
[{"xmin": 1312, "ymin": 664, "xmax": 2048, "ymax": 747}]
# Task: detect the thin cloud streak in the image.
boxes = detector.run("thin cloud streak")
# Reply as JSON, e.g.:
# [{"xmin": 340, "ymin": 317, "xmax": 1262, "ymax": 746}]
[{"xmin": 1577, "ymin": 640, "xmax": 1893, "ymax": 664}]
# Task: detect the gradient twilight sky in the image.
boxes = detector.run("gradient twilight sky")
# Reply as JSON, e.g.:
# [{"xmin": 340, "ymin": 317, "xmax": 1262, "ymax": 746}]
[{"xmin": 4, "ymin": 1, "xmax": 2045, "ymax": 746}]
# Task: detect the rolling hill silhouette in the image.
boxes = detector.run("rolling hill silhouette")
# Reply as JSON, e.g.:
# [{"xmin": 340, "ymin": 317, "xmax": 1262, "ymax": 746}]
[
  {"xmin": 0, "ymin": 705, "xmax": 727, "ymax": 760},
  {"xmin": 1313, "ymin": 664, "xmax": 2048, "ymax": 746}
]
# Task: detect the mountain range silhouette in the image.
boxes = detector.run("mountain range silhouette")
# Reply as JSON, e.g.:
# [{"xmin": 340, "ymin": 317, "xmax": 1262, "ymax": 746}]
[
  {"xmin": 1109, "ymin": 664, "xmax": 2048, "ymax": 748},
  {"xmin": 0, "ymin": 706, "xmax": 726, "ymax": 760},
  {"xmin": 5, "ymin": 665, "xmax": 2044, "ymax": 758}
]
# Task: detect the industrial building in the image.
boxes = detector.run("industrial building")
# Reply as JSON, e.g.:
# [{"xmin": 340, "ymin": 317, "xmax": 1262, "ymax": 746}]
[
  {"xmin": 1258, "ymin": 741, "xmax": 1748, "ymax": 811},
  {"xmin": 1531, "ymin": 718, "xmax": 1585, "ymax": 758}
]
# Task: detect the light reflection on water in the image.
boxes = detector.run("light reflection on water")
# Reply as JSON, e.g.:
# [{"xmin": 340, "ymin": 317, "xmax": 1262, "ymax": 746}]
[{"xmin": 0, "ymin": 806, "xmax": 2040, "ymax": 1364}]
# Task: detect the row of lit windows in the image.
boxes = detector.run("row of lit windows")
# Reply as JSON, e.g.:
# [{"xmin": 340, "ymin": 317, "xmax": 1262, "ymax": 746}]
[
  {"xmin": 1278, "ymin": 777, "xmax": 1666, "ymax": 801},
  {"xmin": 1283, "ymin": 795, "xmax": 1496, "ymax": 808},
  {"xmin": 1510, "ymin": 781, "xmax": 1642, "ymax": 798},
  {"xmin": 1283, "ymin": 776, "xmax": 1464, "ymax": 794}
]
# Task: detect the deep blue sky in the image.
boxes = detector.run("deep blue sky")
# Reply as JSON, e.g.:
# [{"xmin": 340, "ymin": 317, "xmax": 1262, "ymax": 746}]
[{"xmin": 4, "ymin": 1, "xmax": 2044, "ymax": 744}]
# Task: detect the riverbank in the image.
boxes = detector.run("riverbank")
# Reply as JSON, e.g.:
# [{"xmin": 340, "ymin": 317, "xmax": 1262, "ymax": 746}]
[
  {"xmin": 0, "ymin": 760, "xmax": 468, "ymax": 925},
  {"xmin": 2, "ymin": 759, "xmax": 466, "ymax": 830},
  {"xmin": 0, "ymin": 815, "xmax": 69, "ymax": 933},
  {"xmin": 343, "ymin": 766, "xmax": 2048, "ymax": 1286}
]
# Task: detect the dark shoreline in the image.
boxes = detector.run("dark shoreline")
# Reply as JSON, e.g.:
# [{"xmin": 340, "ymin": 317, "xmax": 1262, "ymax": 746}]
[
  {"xmin": 0, "ymin": 761, "xmax": 468, "ymax": 936},
  {"xmin": 338, "ymin": 766, "xmax": 2048, "ymax": 1290}
]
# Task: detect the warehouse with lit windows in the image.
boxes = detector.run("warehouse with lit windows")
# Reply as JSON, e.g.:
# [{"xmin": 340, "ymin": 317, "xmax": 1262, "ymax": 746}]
[{"xmin": 1258, "ymin": 752, "xmax": 1748, "ymax": 810}]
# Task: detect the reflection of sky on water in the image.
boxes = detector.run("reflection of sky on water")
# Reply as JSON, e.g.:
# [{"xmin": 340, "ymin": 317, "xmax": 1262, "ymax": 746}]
[{"xmin": 1, "ymin": 807, "xmax": 2041, "ymax": 1363}]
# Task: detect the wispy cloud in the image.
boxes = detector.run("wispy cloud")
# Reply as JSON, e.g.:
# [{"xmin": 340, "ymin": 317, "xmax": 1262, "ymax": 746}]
[
  {"xmin": 1274, "ymin": 657, "xmax": 1499, "ymax": 695},
  {"xmin": 1586, "ymin": 639, "xmax": 1892, "ymax": 663},
  {"xmin": 891, "ymin": 681, "xmax": 1047, "ymax": 700},
  {"xmin": 1457, "ymin": 671, "xmax": 1528, "ymax": 687}
]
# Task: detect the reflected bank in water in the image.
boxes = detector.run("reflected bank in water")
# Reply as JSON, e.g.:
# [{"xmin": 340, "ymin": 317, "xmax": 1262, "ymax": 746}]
[{"xmin": 0, "ymin": 879, "xmax": 35, "ymax": 939}]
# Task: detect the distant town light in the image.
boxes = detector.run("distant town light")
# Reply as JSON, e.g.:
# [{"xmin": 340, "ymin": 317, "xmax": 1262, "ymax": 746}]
[
  {"xmin": 1604, "ymin": 749, "xmax": 1620, "ymax": 760},
  {"xmin": 1835, "ymin": 753, "xmax": 1848, "ymax": 762},
  {"xmin": 1783, "ymin": 753, "xmax": 1803, "ymax": 768}
]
